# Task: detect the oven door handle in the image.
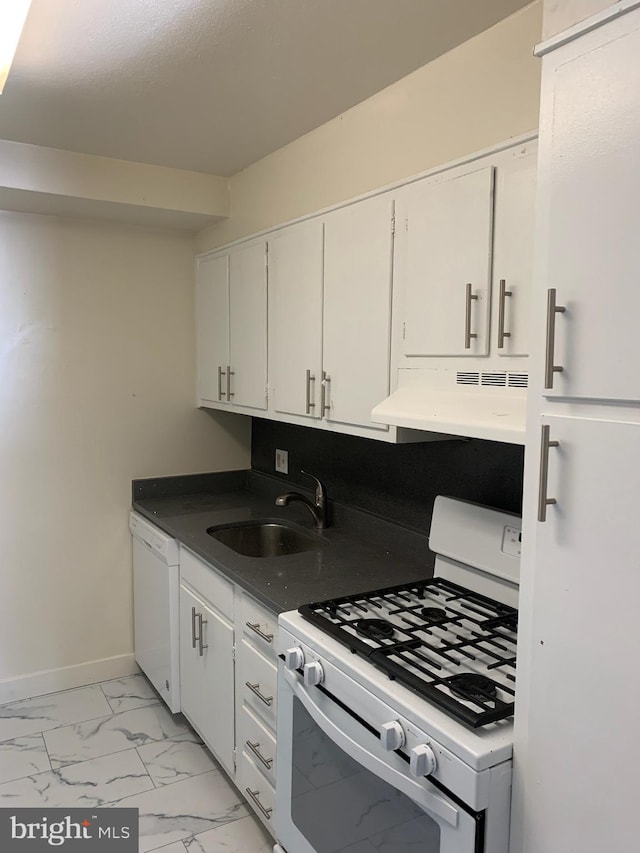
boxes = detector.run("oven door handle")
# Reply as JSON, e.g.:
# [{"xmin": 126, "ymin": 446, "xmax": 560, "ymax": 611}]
[{"xmin": 283, "ymin": 669, "xmax": 459, "ymax": 828}]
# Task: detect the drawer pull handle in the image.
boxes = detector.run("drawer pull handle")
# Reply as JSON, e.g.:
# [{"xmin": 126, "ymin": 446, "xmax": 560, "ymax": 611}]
[
  {"xmin": 197, "ymin": 613, "xmax": 208, "ymax": 656},
  {"xmin": 191, "ymin": 606, "xmax": 197, "ymax": 649},
  {"xmin": 245, "ymin": 621, "xmax": 274, "ymax": 643},
  {"xmin": 245, "ymin": 787, "xmax": 272, "ymax": 820},
  {"xmin": 245, "ymin": 681, "xmax": 273, "ymax": 706},
  {"xmin": 537, "ymin": 424, "xmax": 559, "ymax": 523},
  {"xmin": 497, "ymin": 279, "xmax": 512, "ymax": 349},
  {"xmin": 544, "ymin": 288, "xmax": 566, "ymax": 389},
  {"xmin": 246, "ymin": 740, "xmax": 273, "ymax": 769},
  {"xmin": 305, "ymin": 369, "xmax": 316, "ymax": 414},
  {"xmin": 320, "ymin": 370, "xmax": 331, "ymax": 414},
  {"xmin": 464, "ymin": 282, "xmax": 478, "ymax": 349},
  {"xmin": 217, "ymin": 365, "xmax": 226, "ymax": 401},
  {"xmin": 227, "ymin": 364, "xmax": 235, "ymax": 400}
]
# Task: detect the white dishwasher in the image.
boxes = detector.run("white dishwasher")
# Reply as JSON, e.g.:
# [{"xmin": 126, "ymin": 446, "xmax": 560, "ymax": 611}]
[{"xmin": 130, "ymin": 511, "xmax": 180, "ymax": 713}]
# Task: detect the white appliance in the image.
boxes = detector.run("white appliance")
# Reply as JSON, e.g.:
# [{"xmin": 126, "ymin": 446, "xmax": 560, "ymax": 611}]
[
  {"xmin": 371, "ymin": 367, "xmax": 528, "ymax": 445},
  {"xmin": 130, "ymin": 511, "xmax": 180, "ymax": 713},
  {"xmin": 275, "ymin": 496, "xmax": 521, "ymax": 853}
]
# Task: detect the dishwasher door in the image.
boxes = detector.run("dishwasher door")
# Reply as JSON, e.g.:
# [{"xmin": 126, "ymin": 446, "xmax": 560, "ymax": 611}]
[{"xmin": 130, "ymin": 512, "xmax": 180, "ymax": 713}]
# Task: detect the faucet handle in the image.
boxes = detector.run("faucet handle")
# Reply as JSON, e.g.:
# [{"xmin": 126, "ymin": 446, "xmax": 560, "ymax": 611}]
[{"xmin": 300, "ymin": 470, "xmax": 326, "ymax": 506}]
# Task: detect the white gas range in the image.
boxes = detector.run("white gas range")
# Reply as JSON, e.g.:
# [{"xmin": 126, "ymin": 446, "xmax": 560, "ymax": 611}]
[{"xmin": 274, "ymin": 496, "xmax": 521, "ymax": 853}]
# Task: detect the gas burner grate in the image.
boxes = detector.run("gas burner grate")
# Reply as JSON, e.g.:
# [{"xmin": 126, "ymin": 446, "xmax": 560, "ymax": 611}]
[{"xmin": 299, "ymin": 577, "xmax": 518, "ymax": 729}]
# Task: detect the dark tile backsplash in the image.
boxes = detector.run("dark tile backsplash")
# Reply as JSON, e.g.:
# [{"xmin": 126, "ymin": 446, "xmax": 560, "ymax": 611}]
[{"xmin": 251, "ymin": 419, "xmax": 524, "ymax": 535}]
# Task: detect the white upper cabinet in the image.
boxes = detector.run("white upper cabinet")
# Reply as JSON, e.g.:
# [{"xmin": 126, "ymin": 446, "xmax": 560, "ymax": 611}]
[
  {"xmin": 492, "ymin": 149, "xmax": 537, "ymax": 357},
  {"xmin": 401, "ymin": 166, "xmax": 494, "ymax": 358},
  {"xmin": 196, "ymin": 241, "xmax": 267, "ymax": 412},
  {"xmin": 540, "ymin": 16, "xmax": 640, "ymax": 403},
  {"xmin": 267, "ymin": 195, "xmax": 393, "ymax": 435},
  {"xmin": 195, "ymin": 136, "xmax": 536, "ymax": 442},
  {"xmin": 196, "ymin": 254, "xmax": 229, "ymax": 405},
  {"xmin": 228, "ymin": 242, "xmax": 268, "ymax": 410},
  {"xmin": 322, "ymin": 195, "xmax": 393, "ymax": 431},
  {"xmin": 268, "ymin": 221, "xmax": 324, "ymax": 419}
]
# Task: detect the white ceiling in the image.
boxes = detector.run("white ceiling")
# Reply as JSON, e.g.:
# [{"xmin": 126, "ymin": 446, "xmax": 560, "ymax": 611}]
[{"xmin": 0, "ymin": 0, "xmax": 532, "ymax": 176}]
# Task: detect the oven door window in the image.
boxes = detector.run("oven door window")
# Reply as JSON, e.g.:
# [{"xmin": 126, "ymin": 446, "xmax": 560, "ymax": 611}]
[{"xmin": 287, "ymin": 696, "xmax": 480, "ymax": 853}]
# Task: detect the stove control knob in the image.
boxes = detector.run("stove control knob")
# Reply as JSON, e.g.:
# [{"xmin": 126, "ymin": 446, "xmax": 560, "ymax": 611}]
[
  {"xmin": 380, "ymin": 720, "xmax": 406, "ymax": 751},
  {"xmin": 284, "ymin": 647, "xmax": 305, "ymax": 670},
  {"xmin": 409, "ymin": 744, "xmax": 437, "ymax": 777},
  {"xmin": 303, "ymin": 661, "xmax": 324, "ymax": 687}
]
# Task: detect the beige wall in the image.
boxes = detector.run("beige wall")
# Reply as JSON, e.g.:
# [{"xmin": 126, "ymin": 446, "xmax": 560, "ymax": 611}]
[
  {"xmin": 542, "ymin": 0, "xmax": 616, "ymax": 38},
  {"xmin": 0, "ymin": 212, "xmax": 250, "ymax": 697},
  {"xmin": 197, "ymin": 1, "xmax": 542, "ymax": 253}
]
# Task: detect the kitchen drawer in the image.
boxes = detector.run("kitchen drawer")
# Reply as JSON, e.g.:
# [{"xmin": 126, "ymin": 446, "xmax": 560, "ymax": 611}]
[
  {"xmin": 237, "ymin": 704, "xmax": 276, "ymax": 786},
  {"xmin": 237, "ymin": 638, "xmax": 277, "ymax": 729},
  {"xmin": 179, "ymin": 546, "xmax": 233, "ymax": 620},
  {"xmin": 238, "ymin": 592, "xmax": 278, "ymax": 659},
  {"xmin": 238, "ymin": 748, "xmax": 276, "ymax": 837}
]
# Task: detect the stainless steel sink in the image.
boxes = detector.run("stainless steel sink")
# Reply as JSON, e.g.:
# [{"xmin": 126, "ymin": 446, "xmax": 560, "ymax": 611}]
[{"xmin": 206, "ymin": 521, "xmax": 324, "ymax": 558}]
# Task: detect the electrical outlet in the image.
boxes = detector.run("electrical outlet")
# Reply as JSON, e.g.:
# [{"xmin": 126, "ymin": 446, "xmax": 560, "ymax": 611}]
[
  {"xmin": 275, "ymin": 448, "xmax": 288, "ymax": 474},
  {"xmin": 502, "ymin": 525, "xmax": 522, "ymax": 557}
]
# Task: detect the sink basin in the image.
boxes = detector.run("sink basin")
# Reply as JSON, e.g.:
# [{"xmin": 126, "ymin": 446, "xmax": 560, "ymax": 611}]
[{"xmin": 206, "ymin": 520, "xmax": 323, "ymax": 558}]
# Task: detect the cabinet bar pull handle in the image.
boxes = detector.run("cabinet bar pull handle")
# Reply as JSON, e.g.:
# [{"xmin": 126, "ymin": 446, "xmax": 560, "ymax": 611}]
[
  {"xmin": 217, "ymin": 366, "xmax": 226, "ymax": 401},
  {"xmin": 320, "ymin": 370, "xmax": 331, "ymax": 414},
  {"xmin": 197, "ymin": 614, "xmax": 208, "ymax": 656},
  {"xmin": 537, "ymin": 424, "xmax": 559, "ymax": 523},
  {"xmin": 464, "ymin": 282, "xmax": 478, "ymax": 349},
  {"xmin": 226, "ymin": 365, "xmax": 235, "ymax": 400},
  {"xmin": 305, "ymin": 369, "xmax": 316, "ymax": 414},
  {"xmin": 544, "ymin": 288, "xmax": 566, "ymax": 389},
  {"xmin": 191, "ymin": 606, "xmax": 197, "ymax": 649},
  {"xmin": 497, "ymin": 279, "xmax": 512, "ymax": 349},
  {"xmin": 245, "ymin": 787, "xmax": 272, "ymax": 820},
  {"xmin": 246, "ymin": 740, "xmax": 274, "ymax": 769},
  {"xmin": 245, "ymin": 621, "xmax": 274, "ymax": 643},
  {"xmin": 245, "ymin": 681, "xmax": 274, "ymax": 706}
]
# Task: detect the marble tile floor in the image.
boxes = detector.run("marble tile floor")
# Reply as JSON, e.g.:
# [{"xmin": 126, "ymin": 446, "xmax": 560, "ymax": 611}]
[{"xmin": 0, "ymin": 674, "xmax": 273, "ymax": 852}]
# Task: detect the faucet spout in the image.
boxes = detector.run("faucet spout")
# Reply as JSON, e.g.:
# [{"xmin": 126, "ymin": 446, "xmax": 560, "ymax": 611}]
[{"xmin": 275, "ymin": 471, "xmax": 328, "ymax": 530}]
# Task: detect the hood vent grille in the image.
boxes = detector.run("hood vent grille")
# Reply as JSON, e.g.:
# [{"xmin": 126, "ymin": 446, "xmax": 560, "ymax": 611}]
[
  {"xmin": 508, "ymin": 373, "xmax": 528, "ymax": 388},
  {"xmin": 456, "ymin": 371, "xmax": 528, "ymax": 389},
  {"xmin": 481, "ymin": 372, "xmax": 507, "ymax": 387},
  {"xmin": 456, "ymin": 371, "xmax": 480, "ymax": 385}
]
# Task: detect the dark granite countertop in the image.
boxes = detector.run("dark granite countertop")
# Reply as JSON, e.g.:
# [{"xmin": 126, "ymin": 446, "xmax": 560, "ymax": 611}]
[{"xmin": 132, "ymin": 470, "xmax": 435, "ymax": 614}]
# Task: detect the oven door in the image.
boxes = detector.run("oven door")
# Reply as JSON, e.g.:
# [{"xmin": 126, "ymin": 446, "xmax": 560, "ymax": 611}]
[{"xmin": 276, "ymin": 665, "xmax": 482, "ymax": 853}]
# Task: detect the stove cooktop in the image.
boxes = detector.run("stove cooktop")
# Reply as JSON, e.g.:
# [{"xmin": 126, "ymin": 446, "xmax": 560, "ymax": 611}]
[{"xmin": 299, "ymin": 577, "xmax": 518, "ymax": 729}]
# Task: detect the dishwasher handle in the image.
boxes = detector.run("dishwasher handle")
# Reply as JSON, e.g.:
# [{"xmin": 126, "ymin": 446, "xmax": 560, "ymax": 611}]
[{"xmin": 130, "ymin": 513, "xmax": 179, "ymax": 566}]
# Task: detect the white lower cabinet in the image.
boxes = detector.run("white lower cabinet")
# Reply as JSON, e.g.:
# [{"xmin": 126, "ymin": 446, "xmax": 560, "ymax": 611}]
[
  {"xmin": 179, "ymin": 583, "xmax": 235, "ymax": 776},
  {"xmin": 237, "ymin": 639, "xmax": 278, "ymax": 731},
  {"xmin": 178, "ymin": 552, "xmax": 278, "ymax": 837},
  {"xmin": 237, "ymin": 705, "xmax": 277, "ymax": 787},
  {"xmin": 237, "ymin": 744, "xmax": 277, "ymax": 833},
  {"xmin": 179, "ymin": 549, "xmax": 235, "ymax": 777},
  {"xmin": 235, "ymin": 592, "xmax": 279, "ymax": 836}
]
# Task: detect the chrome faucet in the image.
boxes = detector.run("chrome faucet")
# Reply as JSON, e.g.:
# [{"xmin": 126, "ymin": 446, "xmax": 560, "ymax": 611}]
[{"xmin": 275, "ymin": 470, "xmax": 327, "ymax": 530}]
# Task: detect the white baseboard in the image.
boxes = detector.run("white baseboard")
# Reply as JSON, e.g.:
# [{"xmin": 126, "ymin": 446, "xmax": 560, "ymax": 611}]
[{"xmin": 0, "ymin": 654, "xmax": 140, "ymax": 705}]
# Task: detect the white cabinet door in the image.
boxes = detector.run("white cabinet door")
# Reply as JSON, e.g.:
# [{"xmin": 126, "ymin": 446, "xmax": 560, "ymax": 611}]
[
  {"xmin": 322, "ymin": 195, "xmax": 393, "ymax": 431},
  {"xmin": 268, "ymin": 221, "xmax": 324, "ymax": 418},
  {"xmin": 229, "ymin": 242, "xmax": 268, "ymax": 410},
  {"xmin": 523, "ymin": 414, "xmax": 640, "ymax": 853},
  {"xmin": 195, "ymin": 254, "xmax": 229, "ymax": 405},
  {"xmin": 402, "ymin": 167, "xmax": 494, "ymax": 358},
  {"xmin": 492, "ymin": 151, "xmax": 537, "ymax": 357},
  {"xmin": 540, "ymin": 14, "xmax": 640, "ymax": 402},
  {"xmin": 179, "ymin": 584, "xmax": 235, "ymax": 775}
]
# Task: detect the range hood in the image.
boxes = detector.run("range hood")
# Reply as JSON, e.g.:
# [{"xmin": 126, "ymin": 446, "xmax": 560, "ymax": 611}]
[{"xmin": 371, "ymin": 368, "xmax": 527, "ymax": 445}]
